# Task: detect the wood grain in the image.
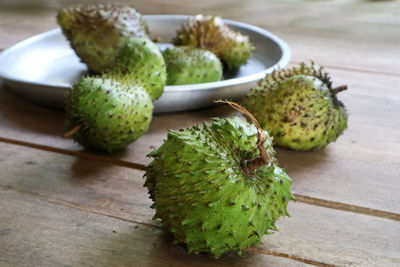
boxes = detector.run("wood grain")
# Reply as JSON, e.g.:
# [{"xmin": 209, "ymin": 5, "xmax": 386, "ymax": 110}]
[
  {"xmin": 0, "ymin": 142, "xmax": 399, "ymax": 266},
  {"xmin": 0, "ymin": 1, "xmax": 399, "ymax": 266},
  {"xmin": 1, "ymin": 68, "xmax": 399, "ymax": 215},
  {"xmin": 0, "ymin": 0, "xmax": 399, "ymax": 73},
  {"xmin": 0, "ymin": 188, "xmax": 314, "ymax": 267}
]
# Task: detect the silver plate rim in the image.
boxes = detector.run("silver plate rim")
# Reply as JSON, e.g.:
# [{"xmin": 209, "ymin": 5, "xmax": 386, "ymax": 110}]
[{"xmin": 0, "ymin": 14, "xmax": 291, "ymax": 93}]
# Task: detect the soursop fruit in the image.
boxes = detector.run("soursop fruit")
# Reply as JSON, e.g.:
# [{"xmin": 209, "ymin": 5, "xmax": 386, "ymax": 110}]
[
  {"xmin": 173, "ymin": 15, "xmax": 254, "ymax": 71},
  {"xmin": 57, "ymin": 4, "xmax": 149, "ymax": 73},
  {"xmin": 163, "ymin": 46, "xmax": 223, "ymax": 85},
  {"xmin": 144, "ymin": 105, "xmax": 294, "ymax": 257},
  {"xmin": 245, "ymin": 62, "xmax": 348, "ymax": 151},
  {"xmin": 64, "ymin": 76, "xmax": 153, "ymax": 153},
  {"xmin": 111, "ymin": 37, "xmax": 166, "ymax": 100}
]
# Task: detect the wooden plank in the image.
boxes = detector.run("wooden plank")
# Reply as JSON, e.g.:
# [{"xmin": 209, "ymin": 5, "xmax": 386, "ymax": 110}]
[
  {"xmin": 0, "ymin": 1, "xmax": 398, "ymax": 266},
  {"xmin": 0, "ymin": 83, "xmax": 233, "ymax": 166},
  {"xmin": 0, "ymin": 141, "xmax": 153, "ymax": 225},
  {"xmin": 0, "ymin": 188, "xmax": 309, "ymax": 267},
  {"xmin": 234, "ymin": 1, "xmax": 400, "ymax": 75},
  {"xmin": 0, "ymin": 142, "xmax": 399, "ymax": 266},
  {"xmin": 1, "ymin": 68, "xmax": 399, "ymax": 214},
  {"xmin": 0, "ymin": 0, "xmax": 399, "ymax": 73},
  {"xmin": 2, "ymin": 67, "xmax": 400, "ymax": 164},
  {"xmin": 262, "ymin": 202, "xmax": 400, "ymax": 267}
]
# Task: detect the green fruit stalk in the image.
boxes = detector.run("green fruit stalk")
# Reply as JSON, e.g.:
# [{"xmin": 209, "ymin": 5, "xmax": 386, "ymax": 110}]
[
  {"xmin": 144, "ymin": 101, "xmax": 294, "ymax": 257},
  {"xmin": 245, "ymin": 62, "xmax": 348, "ymax": 151},
  {"xmin": 64, "ymin": 76, "xmax": 153, "ymax": 153},
  {"xmin": 57, "ymin": 4, "xmax": 149, "ymax": 73},
  {"xmin": 163, "ymin": 46, "xmax": 223, "ymax": 85},
  {"xmin": 173, "ymin": 15, "xmax": 254, "ymax": 71}
]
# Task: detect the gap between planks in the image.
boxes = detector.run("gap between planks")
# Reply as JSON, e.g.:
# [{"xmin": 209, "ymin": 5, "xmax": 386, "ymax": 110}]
[
  {"xmin": 0, "ymin": 136, "xmax": 145, "ymax": 170},
  {"xmin": 0, "ymin": 183, "xmax": 335, "ymax": 267},
  {"xmin": 247, "ymin": 248, "xmax": 334, "ymax": 267},
  {"xmin": 1, "ymin": 136, "xmax": 399, "ymax": 223}
]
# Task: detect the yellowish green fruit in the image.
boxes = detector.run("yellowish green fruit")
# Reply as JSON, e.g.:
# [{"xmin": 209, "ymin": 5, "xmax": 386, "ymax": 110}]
[
  {"xmin": 173, "ymin": 15, "xmax": 254, "ymax": 71},
  {"xmin": 163, "ymin": 46, "xmax": 223, "ymax": 85},
  {"xmin": 65, "ymin": 76, "xmax": 152, "ymax": 153},
  {"xmin": 245, "ymin": 62, "xmax": 348, "ymax": 151},
  {"xmin": 110, "ymin": 37, "xmax": 166, "ymax": 100}
]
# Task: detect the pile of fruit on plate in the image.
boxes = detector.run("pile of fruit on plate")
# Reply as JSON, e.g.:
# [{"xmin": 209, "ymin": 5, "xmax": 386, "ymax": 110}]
[{"xmin": 59, "ymin": 4, "xmax": 348, "ymax": 258}]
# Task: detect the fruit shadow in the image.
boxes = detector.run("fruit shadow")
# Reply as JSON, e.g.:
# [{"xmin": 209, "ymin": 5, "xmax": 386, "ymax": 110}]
[
  {"xmin": 223, "ymin": 68, "xmax": 240, "ymax": 80},
  {"xmin": 69, "ymin": 148, "xmax": 132, "ymax": 181},
  {"xmin": 274, "ymin": 147, "xmax": 330, "ymax": 181},
  {"xmin": 0, "ymin": 85, "xmax": 65, "ymax": 136},
  {"xmin": 70, "ymin": 156, "xmax": 111, "ymax": 181},
  {"xmin": 93, "ymin": 224, "xmax": 266, "ymax": 266},
  {"xmin": 147, "ymin": 230, "xmax": 256, "ymax": 266}
]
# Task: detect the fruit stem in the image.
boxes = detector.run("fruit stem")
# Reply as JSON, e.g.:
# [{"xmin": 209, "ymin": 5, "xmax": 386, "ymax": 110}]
[
  {"xmin": 215, "ymin": 100, "xmax": 270, "ymax": 175},
  {"xmin": 64, "ymin": 125, "xmax": 81, "ymax": 138},
  {"xmin": 331, "ymin": 85, "xmax": 348, "ymax": 95}
]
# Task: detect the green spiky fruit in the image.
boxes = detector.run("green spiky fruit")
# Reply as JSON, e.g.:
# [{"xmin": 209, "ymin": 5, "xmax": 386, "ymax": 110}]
[
  {"xmin": 65, "ymin": 76, "xmax": 153, "ymax": 153},
  {"xmin": 245, "ymin": 62, "xmax": 348, "ymax": 151},
  {"xmin": 144, "ymin": 116, "xmax": 294, "ymax": 257},
  {"xmin": 162, "ymin": 46, "xmax": 223, "ymax": 85},
  {"xmin": 57, "ymin": 4, "xmax": 149, "ymax": 73},
  {"xmin": 173, "ymin": 15, "xmax": 254, "ymax": 71},
  {"xmin": 111, "ymin": 38, "xmax": 166, "ymax": 100}
]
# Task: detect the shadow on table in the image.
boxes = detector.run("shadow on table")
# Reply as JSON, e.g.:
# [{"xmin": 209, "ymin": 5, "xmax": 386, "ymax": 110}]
[
  {"xmin": 69, "ymin": 147, "xmax": 132, "ymax": 180},
  {"xmin": 146, "ymin": 231, "xmax": 265, "ymax": 266},
  {"xmin": 275, "ymin": 147, "xmax": 330, "ymax": 181},
  {"xmin": 70, "ymin": 156, "xmax": 114, "ymax": 181},
  {"xmin": 92, "ymin": 225, "xmax": 270, "ymax": 267},
  {"xmin": 0, "ymin": 85, "xmax": 65, "ymax": 136}
]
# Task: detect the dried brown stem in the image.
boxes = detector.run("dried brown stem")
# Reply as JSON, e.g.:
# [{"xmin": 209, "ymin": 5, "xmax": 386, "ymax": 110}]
[
  {"xmin": 331, "ymin": 85, "xmax": 348, "ymax": 95},
  {"xmin": 63, "ymin": 125, "xmax": 81, "ymax": 138},
  {"xmin": 215, "ymin": 100, "xmax": 270, "ymax": 175},
  {"xmin": 152, "ymin": 36, "xmax": 161, "ymax": 43}
]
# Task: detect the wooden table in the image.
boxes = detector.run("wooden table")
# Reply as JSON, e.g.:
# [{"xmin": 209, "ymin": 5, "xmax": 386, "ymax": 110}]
[{"xmin": 0, "ymin": 1, "xmax": 399, "ymax": 266}]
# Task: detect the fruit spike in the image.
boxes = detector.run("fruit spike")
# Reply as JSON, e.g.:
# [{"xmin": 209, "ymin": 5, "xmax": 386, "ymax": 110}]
[
  {"xmin": 245, "ymin": 62, "xmax": 348, "ymax": 151},
  {"xmin": 58, "ymin": 5, "xmax": 166, "ymax": 152},
  {"xmin": 163, "ymin": 46, "xmax": 223, "ymax": 85},
  {"xmin": 109, "ymin": 37, "xmax": 166, "ymax": 101},
  {"xmin": 144, "ymin": 101, "xmax": 294, "ymax": 257},
  {"xmin": 57, "ymin": 4, "xmax": 149, "ymax": 73},
  {"xmin": 173, "ymin": 14, "xmax": 254, "ymax": 71},
  {"xmin": 64, "ymin": 76, "xmax": 153, "ymax": 153}
]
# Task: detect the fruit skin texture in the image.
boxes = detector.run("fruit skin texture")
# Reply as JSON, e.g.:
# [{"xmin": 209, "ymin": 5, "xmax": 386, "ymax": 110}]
[
  {"xmin": 144, "ymin": 117, "xmax": 294, "ymax": 257},
  {"xmin": 57, "ymin": 4, "xmax": 149, "ymax": 73},
  {"xmin": 65, "ymin": 76, "xmax": 153, "ymax": 153},
  {"xmin": 111, "ymin": 38, "xmax": 166, "ymax": 101},
  {"xmin": 163, "ymin": 46, "xmax": 223, "ymax": 85},
  {"xmin": 173, "ymin": 15, "xmax": 254, "ymax": 71},
  {"xmin": 245, "ymin": 63, "xmax": 348, "ymax": 151}
]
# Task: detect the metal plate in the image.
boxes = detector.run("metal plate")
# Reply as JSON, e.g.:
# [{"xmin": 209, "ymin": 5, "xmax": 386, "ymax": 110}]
[{"xmin": 0, "ymin": 15, "xmax": 290, "ymax": 113}]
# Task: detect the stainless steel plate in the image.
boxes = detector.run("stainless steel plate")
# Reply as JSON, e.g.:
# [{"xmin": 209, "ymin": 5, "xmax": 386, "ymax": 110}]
[{"xmin": 0, "ymin": 15, "xmax": 290, "ymax": 113}]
